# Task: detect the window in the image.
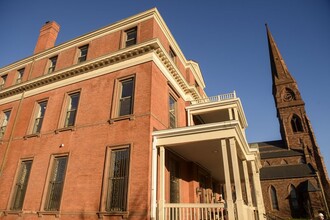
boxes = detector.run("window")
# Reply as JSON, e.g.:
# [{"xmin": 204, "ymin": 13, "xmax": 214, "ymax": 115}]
[
  {"xmin": 291, "ymin": 114, "xmax": 303, "ymax": 132},
  {"xmin": 44, "ymin": 156, "xmax": 68, "ymax": 211},
  {"xmin": 11, "ymin": 160, "xmax": 33, "ymax": 210},
  {"xmin": 289, "ymin": 184, "xmax": 299, "ymax": 210},
  {"xmin": 0, "ymin": 74, "xmax": 8, "ymax": 90},
  {"xmin": 48, "ymin": 56, "xmax": 58, "ymax": 74},
  {"xmin": 16, "ymin": 68, "xmax": 25, "ymax": 84},
  {"xmin": 78, "ymin": 45, "xmax": 88, "ymax": 63},
  {"xmin": 125, "ymin": 27, "xmax": 137, "ymax": 47},
  {"xmin": 118, "ymin": 78, "xmax": 134, "ymax": 117},
  {"xmin": 169, "ymin": 95, "xmax": 177, "ymax": 128},
  {"xmin": 0, "ymin": 110, "xmax": 11, "ymax": 139},
  {"xmin": 64, "ymin": 92, "xmax": 80, "ymax": 127},
  {"xmin": 270, "ymin": 185, "xmax": 279, "ymax": 210},
  {"xmin": 170, "ymin": 159, "xmax": 180, "ymax": 203},
  {"xmin": 105, "ymin": 148, "xmax": 130, "ymax": 212},
  {"xmin": 32, "ymin": 101, "xmax": 47, "ymax": 134},
  {"xmin": 169, "ymin": 47, "xmax": 176, "ymax": 63}
]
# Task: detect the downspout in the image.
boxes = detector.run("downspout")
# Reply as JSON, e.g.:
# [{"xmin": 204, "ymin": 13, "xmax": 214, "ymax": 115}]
[
  {"xmin": 0, "ymin": 91, "xmax": 25, "ymax": 176},
  {"xmin": 150, "ymin": 136, "xmax": 158, "ymax": 220}
]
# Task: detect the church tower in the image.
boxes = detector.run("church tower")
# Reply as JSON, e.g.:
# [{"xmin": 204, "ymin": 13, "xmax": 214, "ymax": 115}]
[{"xmin": 266, "ymin": 24, "xmax": 330, "ymax": 214}]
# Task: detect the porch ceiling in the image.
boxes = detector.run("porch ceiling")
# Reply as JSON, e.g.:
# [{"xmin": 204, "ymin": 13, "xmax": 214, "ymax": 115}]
[{"xmin": 166, "ymin": 139, "xmax": 230, "ymax": 182}]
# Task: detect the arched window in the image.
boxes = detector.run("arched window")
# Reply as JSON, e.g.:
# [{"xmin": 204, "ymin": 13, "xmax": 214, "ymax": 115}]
[
  {"xmin": 291, "ymin": 115, "xmax": 303, "ymax": 132},
  {"xmin": 289, "ymin": 184, "xmax": 299, "ymax": 210},
  {"xmin": 264, "ymin": 161, "xmax": 270, "ymax": 166},
  {"xmin": 269, "ymin": 185, "xmax": 279, "ymax": 210},
  {"xmin": 281, "ymin": 159, "xmax": 288, "ymax": 165}
]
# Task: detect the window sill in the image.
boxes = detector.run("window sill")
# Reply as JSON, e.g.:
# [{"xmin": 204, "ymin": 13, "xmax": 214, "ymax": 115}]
[
  {"xmin": 3, "ymin": 210, "xmax": 23, "ymax": 216},
  {"xmin": 108, "ymin": 115, "xmax": 135, "ymax": 124},
  {"xmin": 97, "ymin": 211, "xmax": 128, "ymax": 219},
  {"xmin": 23, "ymin": 133, "xmax": 41, "ymax": 140},
  {"xmin": 37, "ymin": 211, "xmax": 60, "ymax": 218},
  {"xmin": 55, "ymin": 126, "xmax": 76, "ymax": 134}
]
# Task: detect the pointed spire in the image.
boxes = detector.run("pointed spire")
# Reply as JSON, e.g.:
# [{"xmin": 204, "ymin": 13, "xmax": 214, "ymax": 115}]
[{"xmin": 266, "ymin": 24, "xmax": 295, "ymax": 85}]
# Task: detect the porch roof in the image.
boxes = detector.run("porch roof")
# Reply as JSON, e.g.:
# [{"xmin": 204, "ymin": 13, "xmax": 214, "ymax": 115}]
[{"xmin": 153, "ymin": 121, "xmax": 258, "ymax": 182}]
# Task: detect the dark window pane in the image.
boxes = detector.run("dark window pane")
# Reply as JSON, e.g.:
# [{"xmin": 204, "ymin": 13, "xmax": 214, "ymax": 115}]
[
  {"xmin": 0, "ymin": 110, "xmax": 11, "ymax": 138},
  {"xmin": 169, "ymin": 96, "xmax": 176, "ymax": 128},
  {"xmin": 106, "ymin": 148, "xmax": 129, "ymax": 211},
  {"xmin": 118, "ymin": 79, "xmax": 134, "ymax": 116},
  {"xmin": 45, "ymin": 156, "xmax": 68, "ymax": 211},
  {"xmin": 170, "ymin": 160, "xmax": 180, "ymax": 203},
  {"xmin": 270, "ymin": 186, "xmax": 279, "ymax": 210},
  {"xmin": 65, "ymin": 93, "xmax": 80, "ymax": 127},
  {"xmin": 11, "ymin": 160, "xmax": 32, "ymax": 210},
  {"xmin": 125, "ymin": 28, "xmax": 137, "ymax": 47},
  {"xmin": 78, "ymin": 45, "xmax": 88, "ymax": 63},
  {"xmin": 48, "ymin": 57, "xmax": 57, "ymax": 74},
  {"xmin": 33, "ymin": 101, "xmax": 47, "ymax": 133},
  {"xmin": 119, "ymin": 98, "xmax": 132, "ymax": 116}
]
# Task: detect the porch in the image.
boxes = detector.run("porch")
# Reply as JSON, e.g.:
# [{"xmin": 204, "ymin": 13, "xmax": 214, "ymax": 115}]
[{"xmin": 151, "ymin": 93, "xmax": 266, "ymax": 220}]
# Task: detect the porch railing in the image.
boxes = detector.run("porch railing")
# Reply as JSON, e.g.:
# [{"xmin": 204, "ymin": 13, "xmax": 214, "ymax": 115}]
[
  {"xmin": 164, "ymin": 203, "xmax": 225, "ymax": 220},
  {"xmin": 190, "ymin": 91, "xmax": 236, "ymax": 105}
]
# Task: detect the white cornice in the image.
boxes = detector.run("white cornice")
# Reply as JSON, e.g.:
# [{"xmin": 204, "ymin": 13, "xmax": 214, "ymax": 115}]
[
  {"xmin": 0, "ymin": 8, "xmax": 159, "ymax": 72},
  {"xmin": 0, "ymin": 40, "xmax": 201, "ymax": 106},
  {"xmin": 152, "ymin": 120, "xmax": 257, "ymax": 158},
  {"xmin": 0, "ymin": 8, "xmax": 202, "ymax": 101}
]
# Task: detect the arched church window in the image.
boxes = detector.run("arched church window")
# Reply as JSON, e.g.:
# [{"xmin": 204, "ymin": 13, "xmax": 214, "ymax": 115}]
[
  {"xmin": 269, "ymin": 185, "xmax": 279, "ymax": 210},
  {"xmin": 283, "ymin": 88, "xmax": 296, "ymax": 102},
  {"xmin": 281, "ymin": 159, "xmax": 288, "ymax": 165},
  {"xmin": 289, "ymin": 184, "xmax": 299, "ymax": 210},
  {"xmin": 291, "ymin": 114, "xmax": 303, "ymax": 132},
  {"xmin": 264, "ymin": 161, "xmax": 270, "ymax": 166}
]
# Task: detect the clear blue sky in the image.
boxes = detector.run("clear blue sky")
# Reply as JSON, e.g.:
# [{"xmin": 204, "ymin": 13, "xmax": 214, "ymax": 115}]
[{"xmin": 1, "ymin": 0, "xmax": 329, "ymax": 171}]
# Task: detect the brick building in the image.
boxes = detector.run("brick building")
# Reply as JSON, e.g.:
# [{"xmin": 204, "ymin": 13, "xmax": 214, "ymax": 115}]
[
  {"xmin": 250, "ymin": 26, "xmax": 330, "ymax": 219},
  {"xmin": 0, "ymin": 9, "xmax": 265, "ymax": 220}
]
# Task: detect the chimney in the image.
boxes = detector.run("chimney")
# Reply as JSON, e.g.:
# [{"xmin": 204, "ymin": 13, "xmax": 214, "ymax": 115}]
[{"xmin": 34, "ymin": 21, "xmax": 60, "ymax": 54}]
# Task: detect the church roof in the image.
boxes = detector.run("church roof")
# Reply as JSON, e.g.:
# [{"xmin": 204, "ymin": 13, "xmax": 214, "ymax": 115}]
[
  {"xmin": 260, "ymin": 164, "xmax": 316, "ymax": 180},
  {"xmin": 250, "ymin": 140, "xmax": 304, "ymax": 158}
]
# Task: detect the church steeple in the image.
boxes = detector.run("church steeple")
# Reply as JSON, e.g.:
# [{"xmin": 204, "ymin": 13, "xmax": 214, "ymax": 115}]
[
  {"xmin": 266, "ymin": 24, "xmax": 295, "ymax": 87},
  {"xmin": 266, "ymin": 25, "xmax": 306, "ymax": 150},
  {"xmin": 264, "ymin": 25, "xmax": 330, "ymax": 215}
]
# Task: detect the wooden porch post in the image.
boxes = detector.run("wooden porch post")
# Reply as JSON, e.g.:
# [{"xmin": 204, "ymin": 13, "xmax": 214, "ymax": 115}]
[
  {"xmin": 242, "ymin": 159, "xmax": 253, "ymax": 220},
  {"xmin": 159, "ymin": 146, "xmax": 165, "ymax": 220},
  {"xmin": 221, "ymin": 139, "xmax": 235, "ymax": 220},
  {"xmin": 229, "ymin": 138, "xmax": 244, "ymax": 220},
  {"xmin": 250, "ymin": 160, "xmax": 266, "ymax": 220}
]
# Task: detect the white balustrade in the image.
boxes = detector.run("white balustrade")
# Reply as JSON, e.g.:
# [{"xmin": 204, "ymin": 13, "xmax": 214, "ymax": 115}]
[
  {"xmin": 191, "ymin": 91, "xmax": 236, "ymax": 105},
  {"xmin": 164, "ymin": 203, "xmax": 225, "ymax": 220}
]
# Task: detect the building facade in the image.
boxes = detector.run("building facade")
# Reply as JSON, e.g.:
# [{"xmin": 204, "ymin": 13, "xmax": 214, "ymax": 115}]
[
  {"xmin": 0, "ymin": 9, "xmax": 265, "ymax": 220},
  {"xmin": 251, "ymin": 26, "xmax": 330, "ymax": 219}
]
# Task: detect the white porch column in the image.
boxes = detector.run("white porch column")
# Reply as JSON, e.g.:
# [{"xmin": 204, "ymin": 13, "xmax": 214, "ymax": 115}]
[
  {"xmin": 242, "ymin": 160, "xmax": 253, "ymax": 220},
  {"xmin": 250, "ymin": 160, "xmax": 266, "ymax": 220},
  {"xmin": 233, "ymin": 107, "xmax": 239, "ymax": 121},
  {"xmin": 242, "ymin": 160, "xmax": 253, "ymax": 206},
  {"xmin": 228, "ymin": 108, "xmax": 234, "ymax": 120},
  {"xmin": 159, "ymin": 146, "xmax": 165, "ymax": 220},
  {"xmin": 229, "ymin": 138, "xmax": 244, "ymax": 220},
  {"xmin": 151, "ymin": 138, "xmax": 158, "ymax": 220},
  {"xmin": 220, "ymin": 139, "xmax": 235, "ymax": 220}
]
